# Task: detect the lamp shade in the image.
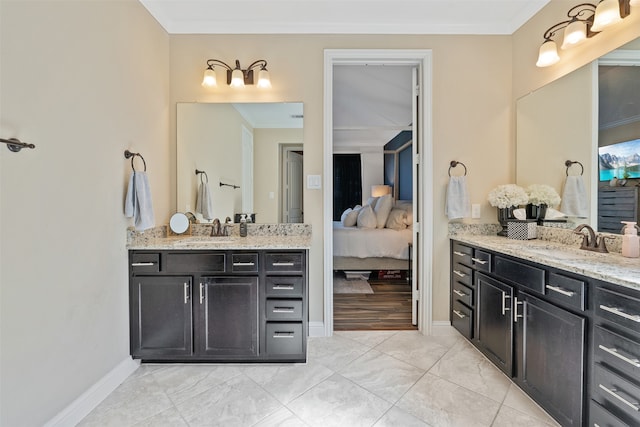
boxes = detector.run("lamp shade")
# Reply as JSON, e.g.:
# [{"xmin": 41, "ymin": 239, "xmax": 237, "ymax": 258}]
[
  {"xmin": 536, "ymin": 40, "xmax": 560, "ymax": 67},
  {"xmin": 202, "ymin": 68, "xmax": 217, "ymax": 87},
  {"xmin": 230, "ymin": 69, "xmax": 245, "ymax": 87},
  {"xmin": 371, "ymin": 185, "xmax": 391, "ymax": 197},
  {"xmin": 561, "ymin": 20, "xmax": 587, "ymax": 49},
  {"xmin": 631, "ymin": 0, "xmax": 639, "ymax": 6},
  {"xmin": 591, "ymin": 0, "xmax": 622, "ymax": 32},
  {"xmin": 257, "ymin": 69, "xmax": 271, "ymax": 88}
]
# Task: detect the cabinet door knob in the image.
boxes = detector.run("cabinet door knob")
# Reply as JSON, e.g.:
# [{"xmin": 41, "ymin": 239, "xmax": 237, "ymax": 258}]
[
  {"xmin": 199, "ymin": 283, "xmax": 205, "ymax": 304},
  {"xmin": 453, "ymin": 251, "xmax": 465, "ymax": 257},
  {"xmin": 453, "ymin": 310, "xmax": 466, "ymax": 319},
  {"xmin": 184, "ymin": 283, "xmax": 189, "ymax": 304},
  {"xmin": 273, "ymin": 285, "xmax": 295, "ymax": 290},
  {"xmin": 598, "ymin": 344, "xmax": 640, "ymax": 368},
  {"xmin": 453, "ymin": 270, "xmax": 466, "ymax": 278},
  {"xmin": 132, "ymin": 262, "xmax": 155, "ymax": 267},
  {"xmin": 546, "ymin": 285, "xmax": 575, "ymax": 297},
  {"xmin": 272, "ymin": 262, "xmax": 295, "ymax": 266},
  {"xmin": 471, "ymin": 257, "xmax": 487, "ymax": 265},
  {"xmin": 453, "ymin": 289, "xmax": 466, "ymax": 297},
  {"xmin": 598, "ymin": 384, "xmax": 640, "ymax": 411},
  {"xmin": 501, "ymin": 291, "xmax": 511, "ymax": 316},
  {"xmin": 233, "ymin": 262, "xmax": 255, "ymax": 267},
  {"xmin": 513, "ymin": 297, "xmax": 523, "ymax": 322},
  {"xmin": 599, "ymin": 305, "xmax": 640, "ymax": 323}
]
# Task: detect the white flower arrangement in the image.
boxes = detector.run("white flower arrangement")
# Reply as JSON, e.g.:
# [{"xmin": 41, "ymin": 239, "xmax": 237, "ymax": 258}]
[
  {"xmin": 487, "ymin": 184, "xmax": 529, "ymax": 209},
  {"xmin": 526, "ymin": 184, "xmax": 561, "ymax": 207}
]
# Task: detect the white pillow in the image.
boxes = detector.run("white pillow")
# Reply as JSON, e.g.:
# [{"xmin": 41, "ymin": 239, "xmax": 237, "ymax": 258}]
[
  {"xmin": 395, "ymin": 200, "xmax": 413, "ymax": 225},
  {"xmin": 357, "ymin": 205, "xmax": 377, "ymax": 228},
  {"xmin": 404, "ymin": 209, "xmax": 414, "ymax": 226},
  {"xmin": 343, "ymin": 207, "xmax": 360, "ymax": 227},
  {"xmin": 366, "ymin": 196, "xmax": 379, "ymax": 210},
  {"xmin": 374, "ymin": 194, "xmax": 393, "ymax": 228},
  {"xmin": 340, "ymin": 208, "xmax": 352, "ymax": 223},
  {"xmin": 385, "ymin": 208, "xmax": 408, "ymax": 230}
]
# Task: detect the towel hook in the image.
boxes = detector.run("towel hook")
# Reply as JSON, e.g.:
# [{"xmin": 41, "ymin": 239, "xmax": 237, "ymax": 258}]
[
  {"xmin": 448, "ymin": 160, "xmax": 467, "ymax": 177},
  {"xmin": 195, "ymin": 169, "xmax": 209, "ymax": 183},
  {"xmin": 565, "ymin": 160, "xmax": 583, "ymax": 176},
  {"xmin": 124, "ymin": 150, "xmax": 147, "ymax": 172}
]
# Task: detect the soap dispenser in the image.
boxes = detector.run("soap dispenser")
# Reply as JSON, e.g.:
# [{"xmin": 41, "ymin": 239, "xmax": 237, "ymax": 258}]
[
  {"xmin": 239, "ymin": 214, "xmax": 248, "ymax": 237},
  {"xmin": 621, "ymin": 221, "xmax": 640, "ymax": 258}
]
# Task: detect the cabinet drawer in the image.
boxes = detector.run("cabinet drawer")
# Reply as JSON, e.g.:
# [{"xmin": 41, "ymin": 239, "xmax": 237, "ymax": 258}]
[
  {"xmin": 596, "ymin": 287, "xmax": 640, "ymax": 335},
  {"xmin": 494, "ymin": 256, "xmax": 545, "ymax": 294},
  {"xmin": 131, "ymin": 252, "xmax": 160, "ymax": 273},
  {"xmin": 593, "ymin": 363, "xmax": 640, "ymax": 424},
  {"xmin": 265, "ymin": 276, "xmax": 304, "ymax": 297},
  {"xmin": 472, "ymin": 250, "xmax": 492, "ymax": 272},
  {"xmin": 452, "ymin": 242, "xmax": 473, "ymax": 266},
  {"xmin": 595, "ymin": 325, "xmax": 640, "ymax": 379},
  {"xmin": 451, "ymin": 299, "xmax": 473, "ymax": 339},
  {"xmin": 265, "ymin": 322, "xmax": 303, "ymax": 354},
  {"xmin": 266, "ymin": 299, "xmax": 303, "ymax": 320},
  {"xmin": 452, "ymin": 263, "xmax": 473, "ymax": 288},
  {"xmin": 166, "ymin": 252, "xmax": 225, "ymax": 273},
  {"xmin": 545, "ymin": 272, "xmax": 586, "ymax": 311},
  {"xmin": 452, "ymin": 281, "xmax": 473, "ymax": 308},
  {"xmin": 590, "ymin": 400, "xmax": 629, "ymax": 427},
  {"xmin": 265, "ymin": 252, "xmax": 304, "ymax": 273},
  {"xmin": 231, "ymin": 253, "xmax": 259, "ymax": 273}
]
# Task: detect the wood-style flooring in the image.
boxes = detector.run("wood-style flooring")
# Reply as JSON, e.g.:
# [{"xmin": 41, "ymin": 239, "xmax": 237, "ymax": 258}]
[{"xmin": 333, "ymin": 278, "xmax": 417, "ymax": 331}]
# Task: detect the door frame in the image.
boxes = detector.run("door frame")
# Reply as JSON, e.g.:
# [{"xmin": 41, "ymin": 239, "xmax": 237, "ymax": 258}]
[
  {"xmin": 323, "ymin": 49, "xmax": 433, "ymax": 336},
  {"xmin": 280, "ymin": 144, "xmax": 304, "ymax": 223}
]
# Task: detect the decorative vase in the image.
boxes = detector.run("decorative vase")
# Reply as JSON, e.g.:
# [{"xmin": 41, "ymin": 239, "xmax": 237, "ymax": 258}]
[
  {"xmin": 497, "ymin": 206, "xmax": 517, "ymax": 236},
  {"xmin": 526, "ymin": 203, "xmax": 547, "ymax": 221}
]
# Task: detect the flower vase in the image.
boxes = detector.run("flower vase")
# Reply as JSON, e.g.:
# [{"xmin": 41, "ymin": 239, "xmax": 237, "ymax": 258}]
[
  {"xmin": 526, "ymin": 203, "xmax": 547, "ymax": 222},
  {"xmin": 497, "ymin": 206, "xmax": 516, "ymax": 236}
]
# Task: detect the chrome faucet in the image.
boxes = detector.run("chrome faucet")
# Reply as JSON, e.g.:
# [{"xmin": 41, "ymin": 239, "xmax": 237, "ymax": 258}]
[
  {"xmin": 210, "ymin": 218, "xmax": 221, "ymax": 236},
  {"xmin": 573, "ymin": 224, "xmax": 608, "ymax": 253}
]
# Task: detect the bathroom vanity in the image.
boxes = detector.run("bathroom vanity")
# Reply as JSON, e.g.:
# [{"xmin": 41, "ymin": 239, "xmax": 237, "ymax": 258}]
[
  {"xmin": 450, "ymin": 234, "xmax": 640, "ymax": 427},
  {"xmin": 127, "ymin": 232, "xmax": 310, "ymax": 363}
]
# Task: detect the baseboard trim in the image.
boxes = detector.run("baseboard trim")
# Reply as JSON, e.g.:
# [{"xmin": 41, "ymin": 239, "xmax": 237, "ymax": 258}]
[
  {"xmin": 44, "ymin": 357, "xmax": 140, "ymax": 427},
  {"xmin": 308, "ymin": 321, "xmax": 325, "ymax": 337}
]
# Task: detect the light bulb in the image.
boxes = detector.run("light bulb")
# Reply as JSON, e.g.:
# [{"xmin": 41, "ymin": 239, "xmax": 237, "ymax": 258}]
[
  {"xmin": 230, "ymin": 69, "xmax": 244, "ymax": 87},
  {"xmin": 591, "ymin": 0, "xmax": 622, "ymax": 32},
  {"xmin": 561, "ymin": 20, "xmax": 587, "ymax": 49},
  {"xmin": 257, "ymin": 69, "xmax": 271, "ymax": 88},
  {"xmin": 536, "ymin": 40, "xmax": 560, "ymax": 67},
  {"xmin": 201, "ymin": 68, "xmax": 217, "ymax": 87}
]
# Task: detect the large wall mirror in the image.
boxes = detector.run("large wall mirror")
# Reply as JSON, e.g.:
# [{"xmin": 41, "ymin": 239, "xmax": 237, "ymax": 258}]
[
  {"xmin": 177, "ymin": 102, "xmax": 304, "ymax": 224},
  {"xmin": 516, "ymin": 37, "xmax": 640, "ymax": 232}
]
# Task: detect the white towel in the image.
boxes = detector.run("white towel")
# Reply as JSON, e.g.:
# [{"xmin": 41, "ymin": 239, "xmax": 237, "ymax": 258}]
[
  {"xmin": 196, "ymin": 181, "xmax": 213, "ymax": 220},
  {"xmin": 124, "ymin": 171, "xmax": 155, "ymax": 231},
  {"xmin": 445, "ymin": 176, "xmax": 471, "ymax": 219},
  {"xmin": 560, "ymin": 175, "xmax": 588, "ymax": 218}
]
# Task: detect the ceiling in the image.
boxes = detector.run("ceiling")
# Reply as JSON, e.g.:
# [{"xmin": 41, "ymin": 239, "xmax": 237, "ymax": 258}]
[{"xmin": 139, "ymin": 0, "xmax": 550, "ymax": 35}]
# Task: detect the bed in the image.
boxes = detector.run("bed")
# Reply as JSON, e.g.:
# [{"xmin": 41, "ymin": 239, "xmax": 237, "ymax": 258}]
[{"xmin": 333, "ymin": 196, "xmax": 414, "ymax": 270}]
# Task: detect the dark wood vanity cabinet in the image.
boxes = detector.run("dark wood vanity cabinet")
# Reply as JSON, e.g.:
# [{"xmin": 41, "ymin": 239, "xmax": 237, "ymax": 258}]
[{"xmin": 129, "ymin": 249, "xmax": 307, "ymax": 362}]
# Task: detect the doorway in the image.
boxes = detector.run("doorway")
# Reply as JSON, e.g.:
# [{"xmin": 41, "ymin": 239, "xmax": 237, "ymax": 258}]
[
  {"xmin": 281, "ymin": 144, "xmax": 304, "ymax": 223},
  {"xmin": 323, "ymin": 49, "xmax": 433, "ymax": 337}
]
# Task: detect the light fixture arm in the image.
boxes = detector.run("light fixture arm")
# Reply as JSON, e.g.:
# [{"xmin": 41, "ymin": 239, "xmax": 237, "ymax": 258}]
[
  {"xmin": 205, "ymin": 59, "xmax": 234, "ymax": 72},
  {"xmin": 203, "ymin": 58, "xmax": 269, "ymax": 86},
  {"xmin": 541, "ymin": 3, "xmax": 596, "ymax": 42}
]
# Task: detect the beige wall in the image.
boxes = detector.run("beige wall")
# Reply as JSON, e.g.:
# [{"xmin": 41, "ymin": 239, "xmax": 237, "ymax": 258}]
[
  {"xmin": 169, "ymin": 34, "xmax": 514, "ymax": 323},
  {"xmin": 0, "ymin": 1, "xmax": 169, "ymax": 425}
]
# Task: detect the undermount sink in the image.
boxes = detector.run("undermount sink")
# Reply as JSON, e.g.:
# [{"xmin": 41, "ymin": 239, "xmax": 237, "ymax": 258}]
[{"xmin": 172, "ymin": 237, "xmax": 236, "ymax": 246}]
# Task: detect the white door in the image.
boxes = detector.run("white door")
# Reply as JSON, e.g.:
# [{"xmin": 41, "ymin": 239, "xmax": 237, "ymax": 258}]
[
  {"xmin": 241, "ymin": 126, "xmax": 254, "ymax": 214},
  {"xmin": 411, "ymin": 66, "xmax": 420, "ymax": 325},
  {"xmin": 283, "ymin": 149, "xmax": 303, "ymax": 223}
]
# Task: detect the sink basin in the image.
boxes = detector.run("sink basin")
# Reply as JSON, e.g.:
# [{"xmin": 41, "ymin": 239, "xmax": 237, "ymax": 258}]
[{"xmin": 172, "ymin": 237, "xmax": 236, "ymax": 246}]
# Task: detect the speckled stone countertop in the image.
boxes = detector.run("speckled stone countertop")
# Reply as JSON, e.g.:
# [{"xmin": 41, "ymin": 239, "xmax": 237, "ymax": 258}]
[
  {"xmin": 127, "ymin": 223, "xmax": 311, "ymax": 250},
  {"xmin": 451, "ymin": 232, "xmax": 640, "ymax": 292}
]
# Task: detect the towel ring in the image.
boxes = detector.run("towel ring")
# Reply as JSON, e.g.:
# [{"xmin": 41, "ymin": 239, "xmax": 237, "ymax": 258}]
[
  {"xmin": 195, "ymin": 169, "xmax": 209, "ymax": 183},
  {"xmin": 124, "ymin": 150, "xmax": 146, "ymax": 172},
  {"xmin": 565, "ymin": 160, "xmax": 584, "ymax": 176},
  {"xmin": 448, "ymin": 160, "xmax": 467, "ymax": 177}
]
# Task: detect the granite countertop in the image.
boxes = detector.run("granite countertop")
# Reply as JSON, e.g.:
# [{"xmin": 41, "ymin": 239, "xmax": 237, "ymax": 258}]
[
  {"xmin": 452, "ymin": 234, "xmax": 640, "ymax": 292},
  {"xmin": 127, "ymin": 234, "xmax": 311, "ymax": 250}
]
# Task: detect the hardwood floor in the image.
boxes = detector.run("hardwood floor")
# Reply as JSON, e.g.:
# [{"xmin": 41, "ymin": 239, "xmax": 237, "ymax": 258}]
[{"xmin": 333, "ymin": 278, "xmax": 417, "ymax": 331}]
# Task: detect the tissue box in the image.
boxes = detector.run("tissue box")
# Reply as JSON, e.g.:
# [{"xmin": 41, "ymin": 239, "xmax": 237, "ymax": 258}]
[{"xmin": 507, "ymin": 220, "xmax": 537, "ymax": 240}]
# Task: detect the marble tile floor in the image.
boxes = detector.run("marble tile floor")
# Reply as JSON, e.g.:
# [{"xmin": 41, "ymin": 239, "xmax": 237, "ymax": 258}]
[{"xmin": 78, "ymin": 329, "xmax": 561, "ymax": 427}]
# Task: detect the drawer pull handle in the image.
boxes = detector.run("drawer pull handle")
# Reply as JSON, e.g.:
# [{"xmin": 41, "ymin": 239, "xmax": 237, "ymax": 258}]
[
  {"xmin": 132, "ymin": 262, "xmax": 155, "ymax": 267},
  {"xmin": 453, "ymin": 289, "xmax": 466, "ymax": 297},
  {"xmin": 598, "ymin": 345, "xmax": 640, "ymax": 368},
  {"xmin": 546, "ymin": 285, "xmax": 575, "ymax": 297},
  {"xmin": 453, "ymin": 251, "xmax": 466, "ymax": 257},
  {"xmin": 199, "ymin": 283, "xmax": 204, "ymax": 304},
  {"xmin": 599, "ymin": 305, "xmax": 640, "ymax": 323},
  {"xmin": 273, "ymin": 285, "xmax": 295, "ymax": 290},
  {"xmin": 453, "ymin": 310, "xmax": 466, "ymax": 319},
  {"xmin": 598, "ymin": 384, "xmax": 640, "ymax": 411},
  {"xmin": 471, "ymin": 257, "xmax": 487, "ymax": 265},
  {"xmin": 453, "ymin": 270, "xmax": 466, "ymax": 278},
  {"xmin": 501, "ymin": 292, "xmax": 511, "ymax": 316},
  {"xmin": 184, "ymin": 283, "xmax": 189, "ymax": 304},
  {"xmin": 273, "ymin": 332, "xmax": 295, "ymax": 338},
  {"xmin": 513, "ymin": 297, "xmax": 523, "ymax": 323},
  {"xmin": 233, "ymin": 262, "xmax": 256, "ymax": 267},
  {"xmin": 273, "ymin": 307, "xmax": 295, "ymax": 313},
  {"xmin": 273, "ymin": 262, "xmax": 295, "ymax": 266}
]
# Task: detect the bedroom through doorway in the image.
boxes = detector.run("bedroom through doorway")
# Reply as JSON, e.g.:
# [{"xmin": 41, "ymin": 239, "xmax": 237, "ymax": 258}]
[{"xmin": 331, "ymin": 61, "xmax": 418, "ymax": 331}]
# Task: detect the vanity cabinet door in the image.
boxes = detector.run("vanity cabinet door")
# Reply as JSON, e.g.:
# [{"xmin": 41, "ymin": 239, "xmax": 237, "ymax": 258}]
[
  {"xmin": 475, "ymin": 272, "xmax": 514, "ymax": 376},
  {"xmin": 130, "ymin": 276, "xmax": 193, "ymax": 358},
  {"xmin": 516, "ymin": 292, "xmax": 585, "ymax": 427},
  {"xmin": 197, "ymin": 276, "xmax": 258, "ymax": 357}
]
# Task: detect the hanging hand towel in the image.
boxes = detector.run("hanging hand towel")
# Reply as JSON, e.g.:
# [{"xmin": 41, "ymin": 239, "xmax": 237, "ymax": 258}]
[
  {"xmin": 445, "ymin": 176, "xmax": 471, "ymax": 219},
  {"xmin": 196, "ymin": 181, "xmax": 214, "ymax": 220},
  {"xmin": 560, "ymin": 175, "xmax": 588, "ymax": 218},
  {"xmin": 124, "ymin": 171, "xmax": 155, "ymax": 231}
]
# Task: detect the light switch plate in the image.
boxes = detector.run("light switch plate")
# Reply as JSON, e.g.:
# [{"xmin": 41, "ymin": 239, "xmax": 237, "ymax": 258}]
[
  {"xmin": 307, "ymin": 175, "xmax": 322, "ymax": 189},
  {"xmin": 471, "ymin": 204, "xmax": 481, "ymax": 219}
]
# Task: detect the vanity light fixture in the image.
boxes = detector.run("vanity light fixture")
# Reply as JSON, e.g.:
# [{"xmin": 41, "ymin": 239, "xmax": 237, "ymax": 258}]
[
  {"xmin": 536, "ymin": 0, "xmax": 632, "ymax": 67},
  {"xmin": 201, "ymin": 59, "xmax": 271, "ymax": 88}
]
